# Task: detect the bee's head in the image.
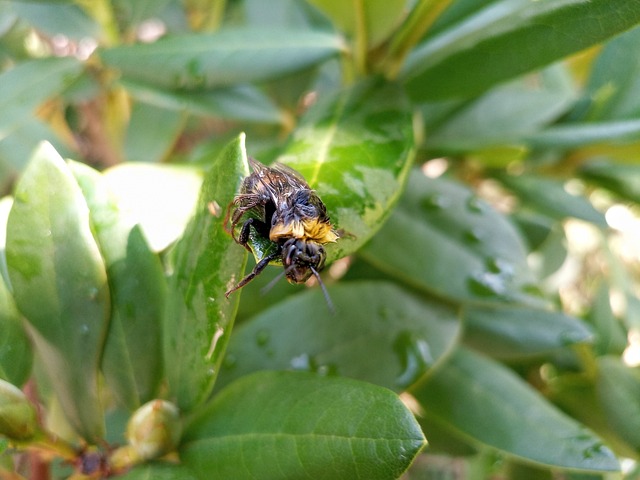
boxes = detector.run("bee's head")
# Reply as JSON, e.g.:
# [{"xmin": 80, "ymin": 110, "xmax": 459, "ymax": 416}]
[{"xmin": 281, "ymin": 238, "xmax": 326, "ymax": 284}]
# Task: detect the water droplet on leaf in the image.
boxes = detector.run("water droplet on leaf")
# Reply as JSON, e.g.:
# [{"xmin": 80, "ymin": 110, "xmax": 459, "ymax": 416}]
[{"xmin": 394, "ymin": 331, "xmax": 433, "ymax": 389}]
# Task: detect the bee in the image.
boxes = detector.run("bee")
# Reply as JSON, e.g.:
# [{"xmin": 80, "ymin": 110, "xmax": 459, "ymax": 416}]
[{"xmin": 224, "ymin": 158, "xmax": 338, "ymax": 300}]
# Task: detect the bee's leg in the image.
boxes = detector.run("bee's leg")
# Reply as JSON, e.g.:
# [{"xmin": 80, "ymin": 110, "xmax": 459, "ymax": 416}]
[
  {"xmin": 238, "ymin": 218, "xmax": 268, "ymax": 250},
  {"xmin": 225, "ymin": 252, "xmax": 279, "ymax": 298}
]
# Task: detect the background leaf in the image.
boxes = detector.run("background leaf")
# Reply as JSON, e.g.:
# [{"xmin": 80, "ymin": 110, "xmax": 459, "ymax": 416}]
[
  {"xmin": 277, "ymin": 80, "xmax": 415, "ymax": 263},
  {"xmin": 402, "ymin": 0, "xmax": 640, "ymax": 101},
  {"xmin": 217, "ymin": 281, "xmax": 461, "ymax": 392},
  {"xmin": 6, "ymin": 143, "xmax": 109, "ymax": 441},
  {"xmin": 163, "ymin": 134, "xmax": 248, "ymax": 411},
  {"xmin": 181, "ymin": 371, "xmax": 426, "ymax": 480},
  {"xmin": 413, "ymin": 347, "xmax": 619, "ymax": 472},
  {"xmin": 100, "ymin": 29, "xmax": 344, "ymax": 90}
]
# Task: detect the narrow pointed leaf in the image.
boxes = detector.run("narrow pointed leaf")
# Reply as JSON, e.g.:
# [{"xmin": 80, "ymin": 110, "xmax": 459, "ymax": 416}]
[
  {"xmin": 361, "ymin": 170, "xmax": 543, "ymax": 306},
  {"xmin": 100, "ymin": 29, "xmax": 343, "ymax": 90},
  {"xmin": 402, "ymin": 0, "xmax": 640, "ymax": 101},
  {"xmin": 0, "ymin": 198, "xmax": 32, "ymax": 387},
  {"xmin": 70, "ymin": 162, "xmax": 166, "ymax": 410},
  {"xmin": 6, "ymin": 143, "xmax": 109, "ymax": 441},
  {"xmin": 181, "ymin": 371, "xmax": 426, "ymax": 480},
  {"xmin": 581, "ymin": 161, "xmax": 640, "ymax": 204},
  {"xmin": 217, "ymin": 281, "xmax": 461, "ymax": 392},
  {"xmin": 163, "ymin": 134, "xmax": 249, "ymax": 411},
  {"xmin": 277, "ymin": 80, "xmax": 415, "ymax": 263},
  {"xmin": 413, "ymin": 348, "xmax": 619, "ymax": 472}
]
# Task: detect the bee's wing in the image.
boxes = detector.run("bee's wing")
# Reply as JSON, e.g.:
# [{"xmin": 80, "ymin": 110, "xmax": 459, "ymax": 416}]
[{"xmin": 270, "ymin": 162, "xmax": 311, "ymax": 189}]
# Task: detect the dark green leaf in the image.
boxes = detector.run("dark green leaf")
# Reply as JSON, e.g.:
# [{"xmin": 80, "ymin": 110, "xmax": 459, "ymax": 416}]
[
  {"xmin": 100, "ymin": 29, "xmax": 344, "ymax": 90},
  {"xmin": 103, "ymin": 163, "xmax": 203, "ymax": 252},
  {"xmin": 361, "ymin": 170, "xmax": 543, "ymax": 305},
  {"xmin": 70, "ymin": 162, "xmax": 166, "ymax": 411},
  {"xmin": 181, "ymin": 371, "xmax": 426, "ymax": 480},
  {"xmin": 123, "ymin": 102, "xmax": 184, "ymax": 163},
  {"xmin": 0, "ymin": 198, "xmax": 32, "ymax": 387},
  {"xmin": 527, "ymin": 119, "xmax": 640, "ymax": 148},
  {"xmin": 0, "ymin": 57, "xmax": 83, "ymax": 142},
  {"xmin": 6, "ymin": 143, "xmax": 109, "ymax": 441},
  {"xmin": 277, "ymin": 80, "xmax": 415, "ymax": 264},
  {"xmin": 586, "ymin": 283, "xmax": 627, "ymax": 357},
  {"xmin": 217, "ymin": 281, "xmax": 461, "ymax": 392},
  {"xmin": 163, "ymin": 134, "xmax": 248, "ymax": 411},
  {"xmin": 463, "ymin": 304, "xmax": 593, "ymax": 360},
  {"xmin": 498, "ymin": 174, "xmax": 607, "ymax": 227},
  {"xmin": 581, "ymin": 160, "xmax": 640, "ymax": 204},
  {"xmin": 596, "ymin": 357, "xmax": 640, "ymax": 453},
  {"xmin": 413, "ymin": 348, "xmax": 619, "ymax": 472},
  {"xmin": 121, "ymin": 80, "xmax": 285, "ymax": 124},
  {"xmin": 402, "ymin": 0, "xmax": 640, "ymax": 101}
]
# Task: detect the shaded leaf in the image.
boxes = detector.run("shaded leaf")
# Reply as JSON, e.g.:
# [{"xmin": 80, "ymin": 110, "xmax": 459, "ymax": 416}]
[
  {"xmin": 70, "ymin": 162, "xmax": 166, "ymax": 410},
  {"xmin": 277, "ymin": 80, "xmax": 415, "ymax": 264},
  {"xmin": 413, "ymin": 348, "xmax": 619, "ymax": 472},
  {"xmin": 9, "ymin": 2, "xmax": 101, "ymax": 40},
  {"xmin": 217, "ymin": 281, "xmax": 461, "ymax": 392},
  {"xmin": 100, "ymin": 29, "xmax": 344, "ymax": 90},
  {"xmin": 181, "ymin": 371, "xmax": 426, "ymax": 480},
  {"xmin": 361, "ymin": 170, "xmax": 543, "ymax": 306},
  {"xmin": 103, "ymin": 163, "xmax": 203, "ymax": 252},
  {"xmin": 6, "ymin": 143, "xmax": 108, "ymax": 441},
  {"xmin": 581, "ymin": 160, "xmax": 640, "ymax": 204},
  {"xmin": 527, "ymin": 119, "xmax": 640, "ymax": 148},
  {"xmin": 497, "ymin": 174, "xmax": 607, "ymax": 227},
  {"xmin": 163, "ymin": 134, "xmax": 248, "ymax": 411},
  {"xmin": 0, "ymin": 198, "xmax": 32, "ymax": 387},
  {"xmin": 123, "ymin": 102, "xmax": 184, "ymax": 162},
  {"xmin": 463, "ymin": 304, "xmax": 593, "ymax": 360},
  {"xmin": 402, "ymin": 0, "xmax": 640, "ymax": 101}
]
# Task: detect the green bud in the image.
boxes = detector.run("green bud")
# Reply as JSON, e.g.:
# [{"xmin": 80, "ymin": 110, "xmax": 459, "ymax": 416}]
[
  {"xmin": 127, "ymin": 400, "xmax": 182, "ymax": 461},
  {"xmin": 0, "ymin": 379, "xmax": 38, "ymax": 441}
]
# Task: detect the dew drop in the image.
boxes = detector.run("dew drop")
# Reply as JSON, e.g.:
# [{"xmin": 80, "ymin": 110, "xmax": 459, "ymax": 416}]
[
  {"xmin": 223, "ymin": 353, "xmax": 237, "ymax": 370},
  {"xmin": 378, "ymin": 306, "xmax": 393, "ymax": 322},
  {"xmin": 290, "ymin": 353, "xmax": 314, "ymax": 371},
  {"xmin": 463, "ymin": 228, "xmax": 483, "ymax": 244},
  {"xmin": 393, "ymin": 331, "xmax": 433, "ymax": 389},
  {"xmin": 467, "ymin": 272, "xmax": 507, "ymax": 298},
  {"xmin": 421, "ymin": 194, "xmax": 448, "ymax": 211},
  {"xmin": 466, "ymin": 196, "xmax": 484, "ymax": 213},
  {"xmin": 255, "ymin": 329, "xmax": 270, "ymax": 347}
]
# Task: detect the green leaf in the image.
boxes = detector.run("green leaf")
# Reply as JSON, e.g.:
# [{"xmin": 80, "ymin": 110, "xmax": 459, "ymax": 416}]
[
  {"xmin": 0, "ymin": 198, "xmax": 32, "ymax": 387},
  {"xmin": 217, "ymin": 281, "xmax": 461, "ymax": 392},
  {"xmin": 308, "ymin": 0, "xmax": 409, "ymax": 47},
  {"xmin": 413, "ymin": 348, "xmax": 619, "ymax": 472},
  {"xmin": 402, "ymin": 0, "xmax": 640, "ymax": 101},
  {"xmin": 596, "ymin": 357, "xmax": 640, "ymax": 453},
  {"xmin": 100, "ymin": 29, "xmax": 344, "ymax": 90},
  {"xmin": 121, "ymin": 79, "xmax": 285, "ymax": 124},
  {"xmin": 581, "ymin": 161, "xmax": 640, "ymax": 204},
  {"xmin": 0, "ymin": 57, "xmax": 83, "ymax": 142},
  {"xmin": 361, "ymin": 170, "xmax": 542, "ymax": 306},
  {"xmin": 70, "ymin": 162, "xmax": 166, "ymax": 411},
  {"xmin": 497, "ymin": 174, "xmax": 607, "ymax": 227},
  {"xmin": 181, "ymin": 371, "xmax": 426, "ymax": 480},
  {"xmin": 6, "ymin": 143, "xmax": 109, "ymax": 441},
  {"xmin": 163, "ymin": 134, "xmax": 249, "ymax": 411},
  {"xmin": 119, "ymin": 463, "xmax": 198, "ymax": 480},
  {"xmin": 123, "ymin": 102, "xmax": 184, "ymax": 163},
  {"xmin": 277, "ymin": 80, "xmax": 415, "ymax": 264},
  {"xmin": 103, "ymin": 163, "xmax": 203, "ymax": 252},
  {"xmin": 10, "ymin": 2, "xmax": 101, "ymax": 40},
  {"xmin": 526, "ymin": 119, "xmax": 640, "ymax": 148},
  {"xmin": 463, "ymin": 304, "xmax": 593, "ymax": 360}
]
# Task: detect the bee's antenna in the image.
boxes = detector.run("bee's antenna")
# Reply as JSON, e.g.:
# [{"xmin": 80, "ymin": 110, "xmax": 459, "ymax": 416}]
[
  {"xmin": 310, "ymin": 266, "xmax": 335, "ymax": 314},
  {"xmin": 260, "ymin": 269, "xmax": 287, "ymax": 296}
]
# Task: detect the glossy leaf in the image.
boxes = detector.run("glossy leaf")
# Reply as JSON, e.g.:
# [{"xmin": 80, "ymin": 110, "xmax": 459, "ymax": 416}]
[
  {"xmin": 181, "ymin": 371, "xmax": 426, "ymax": 480},
  {"xmin": 121, "ymin": 80, "xmax": 285, "ymax": 124},
  {"xmin": 497, "ymin": 174, "xmax": 607, "ymax": 227},
  {"xmin": 402, "ymin": 0, "xmax": 640, "ymax": 101},
  {"xmin": 463, "ymin": 304, "xmax": 593, "ymax": 360},
  {"xmin": 100, "ymin": 29, "xmax": 343, "ymax": 90},
  {"xmin": 308, "ymin": 0, "xmax": 409, "ymax": 47},
  {"xmin": 277, "ymin": 80, "xmax": 415, "ymax": 264},
  {"xmin": 70, "ymin": 162, "xmax": 166, "ymax": 410},
  {"xmin": 0, "ymin": 57, "xmax": 83, "ymax": 142},
  {"xmin": 596, "ymin": 357, "xmax": 640, "ymax": 453},
  {"xmin": 361, "ymin": 170, "xmax": 542, "ymax": 306},
  {"xmin": 413, "ymin": 348, "xmax": 619, "ymax": 472},
  {"xmin": 217, "ymin": 281, "xmax": 461, "ymax": 392},
  {"xmin": 163, "ymin": 134, "xmax": 249, "ymax": 411},
  {"xmin": 6, "ymin": 143, "xmax": 109, "ymax": 441},
  {"xmin": 103, "ymin": 163, "xmax": 203, "ymax": 252},
  {"xmin": 0, "ymin": 198, "xmax": 32, "ymax": 387}
]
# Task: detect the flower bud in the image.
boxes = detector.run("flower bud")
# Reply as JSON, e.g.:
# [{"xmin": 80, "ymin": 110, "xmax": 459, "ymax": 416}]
[
  {"xmin": 126, "ymin": 400, "xmax": 182, "ymax": 461},
  {"xmin": 0, "ymin": 379, "xmax": 38, "ymax": 441}
]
